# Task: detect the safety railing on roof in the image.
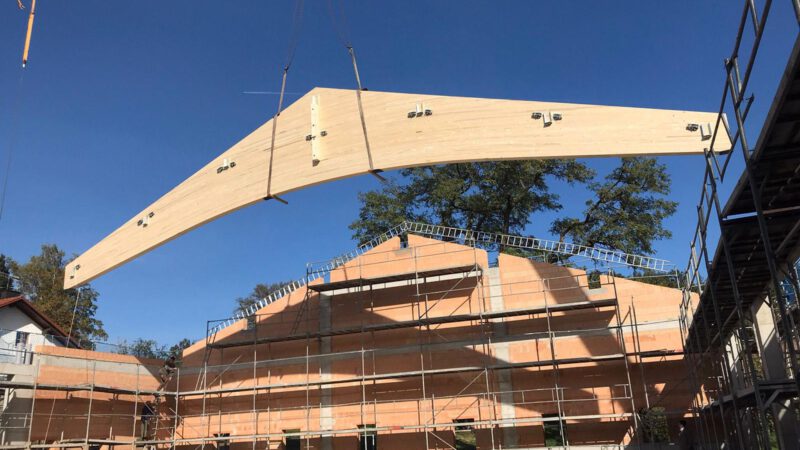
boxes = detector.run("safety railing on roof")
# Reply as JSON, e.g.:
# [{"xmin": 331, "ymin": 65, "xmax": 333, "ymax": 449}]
[
  {"xmin": 207, "ymin": 221, "xmax": 411, "ymax": 335},
  {"xmin": 208, "ymin": 221, "xmax": 672, "ymax": 336},
  {"xmin": 401, "ymin": 221, "xmax": 673, "ymax": 272}
]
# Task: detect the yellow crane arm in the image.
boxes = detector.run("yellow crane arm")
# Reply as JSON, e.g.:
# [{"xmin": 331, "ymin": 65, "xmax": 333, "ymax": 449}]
[{"xmin": 21, "ymin": 0, "xmax": 36, "ymax": 68}]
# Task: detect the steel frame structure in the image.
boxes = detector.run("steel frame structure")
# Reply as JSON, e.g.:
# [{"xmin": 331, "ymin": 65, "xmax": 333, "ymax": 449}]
[{"xmin": 679, "ymin": 0, "xmax": 800, "ymax": 448}]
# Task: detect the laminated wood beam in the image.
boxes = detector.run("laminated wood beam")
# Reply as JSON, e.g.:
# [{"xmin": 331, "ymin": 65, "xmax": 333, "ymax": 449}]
[{"xmin": 64, "ymin": 87, "xmax": 729, "ymax": 288}]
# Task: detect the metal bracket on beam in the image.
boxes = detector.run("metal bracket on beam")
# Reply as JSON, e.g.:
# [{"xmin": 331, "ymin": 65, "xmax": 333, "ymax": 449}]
[
  {"xmin": 308, "ymin": 95, "xmax": 327, "ymax": 166},
  {"xmin": 407, "ymin": 103, "xmax": 432, "ymax": 118},
  {"xmin": 700, "ymin": 123, "xmax": 712, "ymax": 140},
  {"xmin": 137, "ymin": 211, "xmax": 155, "ymax": 228},
  {"xmin": 686, "ymin": 123, "xmax": 712, "ymax": 140},
  {"xmin": 69, "ymin": 264, "xmax": 81, "ymax": 280},
  {"xmin": 532, "ymin": 111, "xmax": 562, "ymax": 127},
  {"xmin": 370, "ymin": 169, "xmax": 386, "ymax": 181},
  {"xmin": 216, "ymin": 158, "xmax": 236, "ymax": 174},
  {"xmin": 263, "ymin": 195, "xmax": 288, "ymax": 205}
]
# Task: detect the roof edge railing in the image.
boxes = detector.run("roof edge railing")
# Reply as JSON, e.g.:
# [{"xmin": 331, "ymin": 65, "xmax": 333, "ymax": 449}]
[{"xmin": 208, "ymin": 221, "xmax": 672, "ymax": 336}]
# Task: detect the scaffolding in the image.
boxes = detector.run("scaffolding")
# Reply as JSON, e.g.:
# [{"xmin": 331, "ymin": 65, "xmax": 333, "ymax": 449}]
[
  {"xmin": 196, "ymin": 242, "xmax": 646, "ymax": 449},
  {"xmin": 679, "ymin": 0, "xmax": 800, "ymax": 448},
  {"xmin": 210, "ymin": 220, "xmax": 675, "ymax": 336},
  {"xmin": 0, "ymin": 239, "xmax": 682, "ymax": 450}
]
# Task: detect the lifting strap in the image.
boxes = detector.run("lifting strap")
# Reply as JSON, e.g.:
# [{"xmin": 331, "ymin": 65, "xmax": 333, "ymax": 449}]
[
  {"xmin": 325, "ymin": 0, "xmax": 383, "ymax": 180},
  {"xmin": 265, "ymin": 66, "xmax": 290, "ymax": 204},
  {"xmin": 347, "ymin": 46, "xmax": 383, "ymax": 180},
  {"xmin": 265, "ymin": 0, "xmax": 305, "ymax": 204}
]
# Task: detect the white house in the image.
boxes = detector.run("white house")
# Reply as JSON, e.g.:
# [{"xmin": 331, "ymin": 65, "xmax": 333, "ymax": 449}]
[
  {"xmin": 0, "ymin": 296, "xmax": 77, "ymax": 364},
  {"xmin": 0, "ymin": 295, "xmax": 79, "ymax": 446}
]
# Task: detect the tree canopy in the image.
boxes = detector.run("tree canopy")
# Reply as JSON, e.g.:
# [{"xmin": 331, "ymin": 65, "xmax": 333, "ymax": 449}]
[
  {"xmin": 351, "ymin": 157, "xmax": 677, "ymax": 257},
  {"xmin": 4, "ymin": 246, "xmax": 195, "ymax": 357},
  {"xmin": 233, "ymin": 281, "xmax": 291, "ymax": 316},
  {"xmin": 118, "ymin": 337, "xmax": 193, "ymax": 361},
  {"xmin": 7, "ymin": 245, "xmax": 107, "ymax": 344},
  {"xmin": 0, "ymin": 254, "xmax": 13, "ymax": 292},
  {"xmin": 550, "ymin": 158, "xmax": 677, "ymax": 255},
  {"xmin": 350, "ymin": 160, "xmax": 593, "ymax": 242}
]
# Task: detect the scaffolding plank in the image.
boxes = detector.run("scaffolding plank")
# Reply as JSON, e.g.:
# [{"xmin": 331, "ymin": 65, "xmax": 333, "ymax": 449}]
[
  {"xmin": 308, "ymin": 264, "xmax": 481, "ymax": 292},
  {"xmin": 209, "ymin": 297, "xmax": 618, "ymax": 349},
  {"xmin": 177, "ymin": 353, "xmax": 627, "ymax": 397}
]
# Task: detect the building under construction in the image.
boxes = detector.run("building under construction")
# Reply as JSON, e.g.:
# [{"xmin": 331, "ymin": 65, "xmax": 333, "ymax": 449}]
[
  {"xmin": 2, "ymin": 0, "xmax": 800, "ymax": 449},
  {"xmin": 1, "ymin": 229, "xmax": 694, "ymax": 449}
]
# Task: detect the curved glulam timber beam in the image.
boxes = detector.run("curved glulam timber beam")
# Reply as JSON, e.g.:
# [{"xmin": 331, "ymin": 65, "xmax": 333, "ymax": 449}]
[{"xmin": 63, "ymin": 87, "xmax": 729, "ymax": 288}]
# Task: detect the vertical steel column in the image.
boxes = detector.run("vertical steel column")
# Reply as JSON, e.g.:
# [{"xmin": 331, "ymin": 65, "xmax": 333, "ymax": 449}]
[
  {"xmin": 630, "ymin": 302, "xmax": 650, "ymax": 410},
  {"xmin": 610, "ymin": 276, "xmax": 639, "ymax": 445},
  {"xmin": 251, "ymin": 319, "xmax": 257, "ymax": 450},
  {"xmin": 200, "ymin": 326, "xmax": 210, "ymax": 450},
  {"xmin": 131, "ymin": 365, "xmax": 140, "ymax": 449},
  {"xmin": 172, "ymin": 369, "xmax": 180, "ymax": 450},
  {"xmin": 84, "ymin": 362, "xmax": 96, "ymax": 447},
  {"xmin": 420, "ymin": 352, "xmax": 430, "ymax": 450},
  {"xmin": 25, "ymin": 359, "xmax": 39, "ymax": 447},
  {"xmin": 304, "ymin": 281, "xmax": 311, "ymax": 450},
  {"xmin": 542, "ymin": 277, "xmax": 567, "ymax": 446}
]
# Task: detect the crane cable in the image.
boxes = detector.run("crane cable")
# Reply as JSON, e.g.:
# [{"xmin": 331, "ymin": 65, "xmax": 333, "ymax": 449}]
[
  {"xmin": 266, "ymin": 0, "xmax": 305, "ymax": 202},
  {"xmin": 0, "ymin": 0, "xmax": 36, "ymax": 223}
]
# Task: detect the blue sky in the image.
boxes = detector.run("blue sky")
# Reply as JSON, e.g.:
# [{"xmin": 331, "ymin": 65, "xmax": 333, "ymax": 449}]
[{"xmin": 0, "ymin": 1, "xmax": 797, "ymax": 346}]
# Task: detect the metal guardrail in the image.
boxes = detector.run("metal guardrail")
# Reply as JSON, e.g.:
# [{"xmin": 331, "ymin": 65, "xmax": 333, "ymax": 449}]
[
  {"xmin": 0, "ymin": 327, "xmax": 69, "ymax": 365},
  {"xmin": 207, "ymin": 221, "xmax": 412, "ymax": 335},
  {"xmin": 208, "ymin": 221, "xmax": 672, "ymax": 336},
  {"xmin": 0, "ymin": 327, "xmax": 135, "ymax": 364},
  {"xmin": 401, "ymin": 222, "xmax": 673, "ymax": 272}
]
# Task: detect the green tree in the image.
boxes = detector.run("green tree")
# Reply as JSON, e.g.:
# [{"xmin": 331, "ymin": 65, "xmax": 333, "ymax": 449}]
[
  {"xmin": 118, "ymin": 338, "xmax": 168, "ymax": 359},
  {"xmin": 9, "ymin": 245, "xmax": 107, "ymax": 343},
  {"xmin": 550, "ymin": 157, "xmax": 678, "ymax": 255},
  {"xmin": 118, "ymin": 337, "xmax": 194, "ymax": 361},
  {"xmin": 640, "ymin": 407, "xmax": 669, "ymax": 443},
  {"xmin": 351, "ymin": 158, "xmax": 677, "ymax": 257},
  {"xmin": 625, "ymin": 269, "xmax": 683, "ymax": 289},
  {"xmin": 168, "ymin": 338, "xmax": 193, "ymax": 358},
  {"xmin": 234, "ymin": 281, "xmax": 291, "ymax": 316},
  {"xmin": 0, "ymin": 254, "xmax": 14, "ymax": 292},
  {"xmin": 350, "ymin": 160, "xmax": 594, "ymax": 243}
]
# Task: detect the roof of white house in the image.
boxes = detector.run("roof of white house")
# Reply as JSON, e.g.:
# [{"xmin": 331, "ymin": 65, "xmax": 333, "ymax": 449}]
[{"xmin": 0, "ymin": 296, "xmax": 81, "ymax": 348}]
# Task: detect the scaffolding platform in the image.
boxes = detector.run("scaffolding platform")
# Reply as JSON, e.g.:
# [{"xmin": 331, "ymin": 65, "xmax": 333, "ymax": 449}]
[
  {"xmin": 701, "ymin": 378, "xmax": 798, "ymax": 411},
  {"xmin": 308, "ymin": 264, "xmax": 481, "ymax": 292},
  {"xmin": 0, "ymin": 380, "xmax": 167, "ymax": 396},
  {"xmin": 208, "ymin": 297, "xmax": 618, "ymax": 349}
]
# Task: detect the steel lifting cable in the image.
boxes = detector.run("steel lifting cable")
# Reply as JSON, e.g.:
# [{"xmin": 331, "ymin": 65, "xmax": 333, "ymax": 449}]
[
  {"xmin": 265, "ymin": 68, "xmax": 290, "ymax": 204},
  {"xmin": 0, "ymin": 74, "xmax": 28, "ymax": 224},
  {"xmin": 266, "ymin": 0, "xmax": 305, "ymax": 203},
  {"xmin": 0, "ymin": 1, "xmax": 36, "ymax": 223}
]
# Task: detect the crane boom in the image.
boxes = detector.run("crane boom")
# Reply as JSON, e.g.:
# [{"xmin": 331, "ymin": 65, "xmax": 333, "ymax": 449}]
[{"xmin": 21, "ymin": 0, "xmax": 37, "ymax": 68}]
